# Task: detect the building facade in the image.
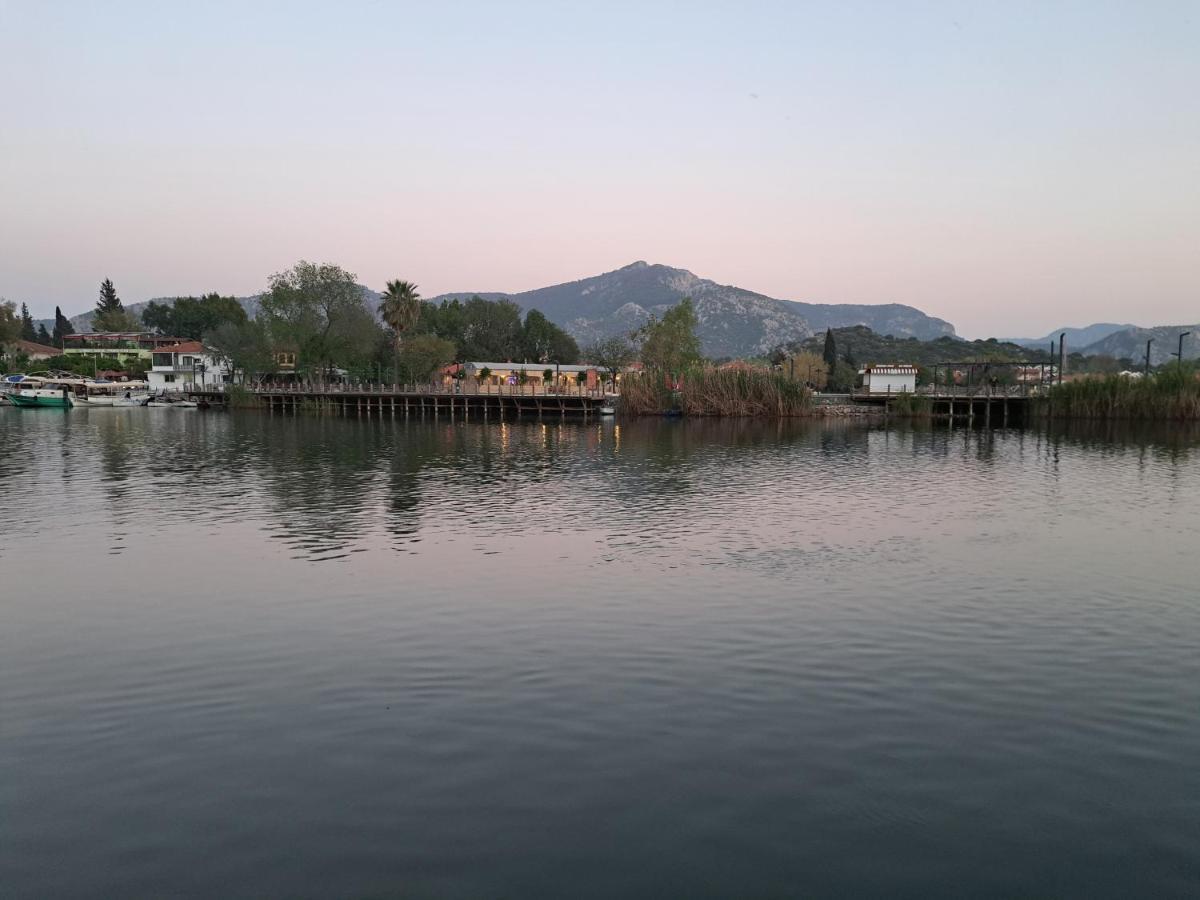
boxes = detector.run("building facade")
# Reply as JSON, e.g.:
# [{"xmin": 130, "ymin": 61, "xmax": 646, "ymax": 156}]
[
  {"xmin": 62, "ymin": 332, "xmax": 189, "ymax": 362},
  {"xmin": 860, "ymin": 364, "xmax": 918, "ymax": 394},
  {"xmin": 147, "ymin": 342, "xmax": 232, "ymax": 391}
]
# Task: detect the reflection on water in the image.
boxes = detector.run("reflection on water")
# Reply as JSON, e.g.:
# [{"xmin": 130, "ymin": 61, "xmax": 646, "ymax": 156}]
[{"xmin": 2, "ymin": 409, "xmax": 1199, "ymax": 898}]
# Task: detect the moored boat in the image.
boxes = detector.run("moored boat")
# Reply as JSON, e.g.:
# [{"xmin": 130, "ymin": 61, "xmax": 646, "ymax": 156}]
[
  {"xmin": 74, "ymin": 380, "xmax": 151, "ymax": 407},
  {"xmin": 7, "ymin": 381, "xmax": 78, "ymax": 408}
]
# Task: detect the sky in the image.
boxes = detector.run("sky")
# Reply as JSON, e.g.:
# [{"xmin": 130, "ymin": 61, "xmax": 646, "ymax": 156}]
[{"xmin": 1, "ymin": 1, "xmax": 1197, "ymax": 338}]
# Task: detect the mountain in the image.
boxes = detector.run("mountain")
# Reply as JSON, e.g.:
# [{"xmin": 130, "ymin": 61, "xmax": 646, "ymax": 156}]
[
  {"xmin": 1077, "ymin": 325, "xmax": 1200, "ymax": 366},
  {"xmin": 50, "ymin": 262, "xmax": 955, "ymax": 359},
  {"xmin": 1002, "ymin": 323, "xmax": 1135, "ymax": 349},
  {"xmin": 797, "ymin": 326, "xmax": 1042, "ymax": 368},
  {"xmin": 429, "ymin": 262, "xmax": 955, "ymax": 358}
]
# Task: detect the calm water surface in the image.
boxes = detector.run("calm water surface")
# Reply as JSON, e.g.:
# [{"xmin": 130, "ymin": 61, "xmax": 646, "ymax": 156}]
[{"xmin": 2, "ymin": 409, "xmax": 1199, "ymax": 897}]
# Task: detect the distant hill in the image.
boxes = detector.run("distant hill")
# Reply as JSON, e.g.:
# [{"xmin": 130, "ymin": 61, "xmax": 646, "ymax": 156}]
[
  {"xmin": 796, "ymin": 326, "xmax": 1044, "ymax": 368},
  {"xmin": 1077, "ymin": 324, "xmax": 1200, "ymax": 366},
  {"xmin": 50, "ymin": 262, "xmax": 955, "ymax": 358},
  {"xmin": 1002, "ymin": 323, "xmax": 1135, "ymax": 349},
  {"xmin": 428, "ymin": 261, "xmax": 956, "ymax": 358}
]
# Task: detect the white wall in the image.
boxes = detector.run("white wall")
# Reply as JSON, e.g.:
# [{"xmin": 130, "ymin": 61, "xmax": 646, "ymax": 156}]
[{"xmin": 865, "ymin": 372, "xmax": 916, "ymax": 394}]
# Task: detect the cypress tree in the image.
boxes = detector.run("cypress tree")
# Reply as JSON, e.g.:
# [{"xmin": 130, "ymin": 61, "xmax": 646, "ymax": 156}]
[
  {"xmin": 822, "ymin": 328, "xmax": 837, "ymax": 369},
  {"xmin": 53, "ymin": 306, "xmax": 75, "ymax": 347},
  {"xmin": 20, "ymin": 303, "xmax": 36, "ymax": 342},
  {"xmin": 36, "ymin": 323, "xmax": 52, "ymax": 345}
]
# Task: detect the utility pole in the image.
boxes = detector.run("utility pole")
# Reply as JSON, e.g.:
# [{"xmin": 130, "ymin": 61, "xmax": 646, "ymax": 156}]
[
  {"xmin": 1175, "ymin": 331, "xmax": 1191, "ymax": 366},
  {"xmin": 1145, "ymin": 338, "xmax": 1154, "ymax": 378},
  {"xmin": 1058, "ymin": 332, "xmax": 1066, "ymax": 386}
]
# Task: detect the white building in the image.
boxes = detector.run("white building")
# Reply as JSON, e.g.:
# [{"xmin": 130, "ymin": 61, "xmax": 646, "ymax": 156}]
[
  {"xmin": 147, "ymin": 342, "xmax": 232, "ymax": 392},
  {"xmin": 860, "ymin": 364, "xmax": 918, "ymax": 394}
]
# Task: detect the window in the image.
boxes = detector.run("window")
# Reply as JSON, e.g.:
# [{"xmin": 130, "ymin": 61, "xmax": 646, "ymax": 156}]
[{"xmin": 164, "ymin": 374, "xmax": 175, "ymax": 383}]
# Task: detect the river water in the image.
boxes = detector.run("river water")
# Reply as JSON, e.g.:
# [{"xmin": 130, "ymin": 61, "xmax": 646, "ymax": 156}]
[{"xmin": 2, "ymin": 408, "xmax": 1198, "ymax": 897}]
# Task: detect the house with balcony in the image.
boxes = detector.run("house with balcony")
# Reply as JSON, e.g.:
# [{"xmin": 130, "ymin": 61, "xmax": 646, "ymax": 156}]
[{"xmin": 147, "ymin": 342, "xmax": 232, "ymax": 392}]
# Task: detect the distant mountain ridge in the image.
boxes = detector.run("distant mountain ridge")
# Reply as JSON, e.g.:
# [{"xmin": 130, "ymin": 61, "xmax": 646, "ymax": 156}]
[
  {"xmin": 1077, "ymin": 324, "xmax": 1200, "ymax": 365},
  {"xmin": 1003, "ymin": 323, "xmax": 1136, "ymax": 349},
  {"xmin": 428, "ymin": 261, "xmax": 956, "ymax": 358}
]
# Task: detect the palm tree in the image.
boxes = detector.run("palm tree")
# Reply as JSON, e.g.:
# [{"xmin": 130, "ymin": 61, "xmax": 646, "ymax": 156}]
[{"xmin": 379, "ymin": 280, "xmax": 422, "ymax": 355}]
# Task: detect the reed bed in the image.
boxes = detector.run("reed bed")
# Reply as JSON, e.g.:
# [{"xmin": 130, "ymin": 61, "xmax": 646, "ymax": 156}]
[
  {"xmin": 887, "ymin": 393, "xmax": 933, "ymax": 417},
  {"xmin": 1040, "ymin": 367, "xmax": 1200, "ymax": 420},
  {"xmin": 620, "ymin": 368, "xmax": 812, "ymax": 417}
]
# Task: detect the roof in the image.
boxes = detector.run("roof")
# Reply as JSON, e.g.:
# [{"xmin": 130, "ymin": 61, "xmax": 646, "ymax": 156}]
[
  {"xmin": 861, "ymin": 364, "xmax": 918, "ymax": 374},
  {"xmin": 463, "ymin": 361, "xmax": 597, "ymax": 373},
  {"xmin": 63, "ymin": 332, "xmax": 187, "ymax": 342},
  {"xmin": 15, "ymin": 340, "xmax": 59, "ymax": 356},
  {"xmin": 151, "ymin": 341, "xmax": 205, "ymax": 354}
]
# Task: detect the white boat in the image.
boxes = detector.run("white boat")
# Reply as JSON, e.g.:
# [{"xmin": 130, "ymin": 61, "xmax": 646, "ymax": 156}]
[
  {"xmin": 599, "ymin": 405, "xmax": 616, "ymax": 416},
  {"xmin": 147, "ymin": 398, "xmax": 198, "ymax": 408},
  {"xmin": 112, "ymin": 395, "xmax": 150, "ymax": 407},
  {"xmin": 74, "ymin": 380, "xmax": 150, "ymax": 407}
]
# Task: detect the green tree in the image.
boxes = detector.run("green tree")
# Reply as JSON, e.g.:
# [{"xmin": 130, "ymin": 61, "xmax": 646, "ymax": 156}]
[
  {"xmin": 93, "ymin": 278, "xmax": 139, "ymax": 331},
  {"xmin": 52, "ymin": 306, "xmax": 75, "ymax": 347},
  {"xmin": 822, "ymin": 328, "xmax": 837, "ymax": 370},
  {"xmin": 637, "ymin": 298, "xmax": 702, "ymax": 373},
  {"xmin": 0, "ymin": 300, "xmax": 21, "ymax": 347},
  {"xmin": 585, "ymin": 335, "xmax": 636, "ymax": 382},
  {"xmin": 379, "ymin": 280, "xmax": 423, "ymax": 355},
  {"xmin": 36, "ymin": 323, "xmax": 52, "ymax": 345},
  {"xmin": 397, "ymin": 333, "xmax": 456, "ymax": 383},
  {"xmin": 258, "ymin": 261, "xmax": 381, "ymax": 377},
  {"xmin": 204, "ymin": 319, "xmax": 275, "ymax": 383},
  {"xmin": 19, "ymin": 303, "xmax": 36, "ymax": 342},
  {"xmin": 142, "ymin": 294, "xmax": 247, "ymax": 339},
  {"xmin": 459, "ymin": 296, "xmax": 523, "ymax": 361},
  {"xmin": 827, "ymin": 360, "xmax": 858, "ymax": 392},
  {"xmin": 521, "ymin": 309, "xmax": 580, "ymax": 363}
]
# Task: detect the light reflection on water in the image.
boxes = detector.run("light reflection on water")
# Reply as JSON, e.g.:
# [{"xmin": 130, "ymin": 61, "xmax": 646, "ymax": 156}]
[{"xmin": 2, "ymin": 409, "xmax": 1199, "ymax": 898}]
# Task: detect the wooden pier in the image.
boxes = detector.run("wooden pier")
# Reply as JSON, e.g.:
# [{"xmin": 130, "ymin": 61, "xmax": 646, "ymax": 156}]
[
  {"xmin": 852, "ymin": 387, "xmax": 1038, "ymax": 425},
  {"xmin": 191, "ymin": 383, "xmax": 612, "ymax": 419}
]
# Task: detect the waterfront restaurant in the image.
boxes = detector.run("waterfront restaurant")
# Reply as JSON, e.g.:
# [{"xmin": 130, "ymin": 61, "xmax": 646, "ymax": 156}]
[
  {"xmin": 859, "ymin": 364, "xmax": 918, "ymax": 394},
  {"xmin": 62, "ymin": 332, "xmax": 190, "ymax": 363},
  {"xmin": 449, "ymin": 362, "xmax": 602, "ymax": 390}
]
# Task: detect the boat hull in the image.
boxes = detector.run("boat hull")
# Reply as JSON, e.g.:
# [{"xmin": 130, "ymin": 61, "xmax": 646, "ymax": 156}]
[{"xmin": 8, "ymin": 393, "xmax": 73, "ymax": 408}]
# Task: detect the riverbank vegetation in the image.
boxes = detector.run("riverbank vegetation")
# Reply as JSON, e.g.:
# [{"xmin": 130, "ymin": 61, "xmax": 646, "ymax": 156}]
[
  {"xmin": 621, "ymin": 368, "xmax": 812, "ymax": 417},
  {"xmin": 1039, "ymin": 365, "xmax": 1200, "ymax": 420}
]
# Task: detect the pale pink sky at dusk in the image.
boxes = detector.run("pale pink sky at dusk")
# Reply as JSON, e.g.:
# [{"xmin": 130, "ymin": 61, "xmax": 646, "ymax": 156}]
[{"xmin": 1, "ymin": 1, "xmax": 1197, "ymax": 338}]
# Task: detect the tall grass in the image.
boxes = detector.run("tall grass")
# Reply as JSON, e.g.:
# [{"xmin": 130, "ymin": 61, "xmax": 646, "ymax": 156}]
[
  {"xmin": 620, "ymin": 368, "xmax": 812, "ymax": 417},
  {"xmin": 224, "ymin": 384, "xmax": 260, "ymax": 409},
  {"xmin": 1040, "ymin": 367, "xmax": 1200, "ymax": 420},
  {"xmin": 888, "ymin": 393, "xmax": 933, "ymax": 417}
]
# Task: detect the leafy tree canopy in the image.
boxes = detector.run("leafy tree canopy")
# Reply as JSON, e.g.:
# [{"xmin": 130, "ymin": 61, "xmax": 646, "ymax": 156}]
[
  {"xmin": 584, "ymin": 335, "xmax": 637, "ymax": 381},
  {"xmin": 637, "ymin": 297, "xmax": 702, "ymax": 373},
  {"xmin": 143, "ymin": 294, "xmax": 247, "ymax": 339},
  {"xmin": 397, "ymin": 333, "xmax": 456, "ymax": 383},
  {"xmin": 203, "ymin": 319, "xmax": 275, "ymax": 383},
  {"xmin": 521, "ymin": 309, "xmax": 579, "ymax": 364},
  {"xmin": 258, "ymin": 261, "xmax": 382, "ymax": 376},
  {"xmin": 0, "ymin": 299, "xmax": 21, "ymax": 346}
]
